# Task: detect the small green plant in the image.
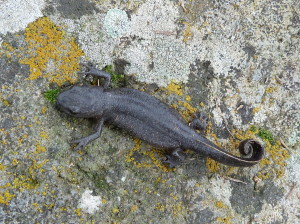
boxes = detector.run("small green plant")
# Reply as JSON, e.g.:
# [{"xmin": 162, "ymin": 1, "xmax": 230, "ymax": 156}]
[
  {"xmin": 249, "ymin": 125, "xmax": 275, "ymax": 144},
  {"xmin": 257, "ymin": 128, "xmax": 275, "ymax": 143},
  {"xmin": 103, "ymin": 65, "xmax": 125, "ymax": 83},
  {"xmin": 44, "ymin": 89, "xmax": 61, "ymax": 103}
]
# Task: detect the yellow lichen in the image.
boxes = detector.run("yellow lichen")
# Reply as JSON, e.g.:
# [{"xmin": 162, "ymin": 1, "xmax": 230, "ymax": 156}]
[
  {"xmin": 259, "ymin": 158, "xmax": 271, "ymax": 167},
  {"xmin": 170, "ymin": 192, "xmax": 179, "ymax": 200},
  {"xmin": 125, "ymin": 138, "xmax": 174, "ymax": 172},
  {"xmin": 44, "ymin": 203, "xmax": 54, "ymax": 209},
  {"xmin": 17, "ymin": 134, "xmax": 28, "ymax": 146},
  {"xmin": 130, "ymin": 205, "xmax": 138, "ymax": 212},
  {"xmin": 155, "ymin": 203, "xmax": 165, "ymax": 212},
  {"xmin": 12, "ymin": 175, "xmax": 38, "ymax": 192},
  {"xmin": 85, "ymin": 221, "xmax": 96, "ymax": 224},
  {"xmin": 112, "ymin": 207, "xmax": 120, "ymax": 214},
  {"xmin": 185, "ymin": 95, "xmax": 192, "ymax": 101},
  {"xmin": 154, "ymin": 195, "xmax": 186, "ymax": 216},
  {"xmin": 178, "ymin": 101, "xmax": 197, "ymax": 120},
  {"xmin": 206, "ymin": 157, "xmax": 221, "ymax": 172},
  {"xmin": 182, "ymin": 22, "xmax": 193, "ymax": 43},
  {"xmin": 35, "ymin": 144, "xmax": 47, "ymax": 154},
  {"xmin": 125, "ymin": 138, "xmax": 142, "ymax": 163},
  {"xmin": 0, "ymin": 190, "xmax": 16, "ymax": 205},
  {"xmin": 0, "ymin": 183, "xmax": 12, "ymax": 189},
  {"xmin": 256, "ymin": 140, "xmax": 290, "ymax": 179},
  {"xmin": 216, "ymin": 216, "xmax": 233, "ymax": 224},
  {"xmin": 20, "ymin": 17, "xmax": 84, "ymax": 86},
  {"xmin": 144, "ymin": 148, "xmax": 174, "ymax": 172},
  {"xmin": 12, "ymin": 159, "xmax": 19, "ymax": 166},
  {"xmin": 172, "ymin": 202, "xmax": 184, "ymax": 216},
  {"xmin": 155, "ymin": 177, "xmax": 167, "ymax": 184},
  {"xmin": 1, "ymin": 98, "xmax": 10, "ymax": 106},
  {"xmin": 215, "ymin": 201, "xmax": 227, "ymax": 209},
  {"xmin": 199, "ymin": 102, "xmax": 205, "ymax": 107},
  {"xmin": 0, "ymin": 93, "xmax": 10, "ymax": 107},
  {"xmin": 60, "ymin": 207, "xmax": 67, "ymax": 211},
  {"xmin": 74, "ymin": 208, "xmax": 82, "ymax": 216},
  {"xmin": 0, "ymin": 42, "xmax": 15, "ymax": 59},
  {"xmin": 41, "ymin": 106, "xmax": 47, "ymax": 114},
  {"xmin": 39, "ymin": 130, "xmax": 49, "ymax": 139},
  {"xmin": 252, "ymin": 106, "xmax": 261, "ymax": 114},
  {"xmin": 204, "ymin": 122, "xmax": 225, "ymax": 173},
  {"xmin": 165, "ymin": 82, "xmax": 183, "ymax": 96},
  {"xmin": 0, "ymin": 163, "xmax": 6, "ymax": 171},
  {"xmin": 28, "ymin": 159, "xmax": 49, "ymax": 177},
  {"xmin": 265, "ymin": 86, "xmax": 277, "ymax": 94},
  {"xmin": 32, "ymin": 203, "xmax": 43, "ymax": 213}
]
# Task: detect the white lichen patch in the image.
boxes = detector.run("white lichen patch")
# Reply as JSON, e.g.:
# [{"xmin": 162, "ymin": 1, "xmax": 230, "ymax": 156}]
[
  {"xmin": 78, "ymin": 189, "xmax": 102, "ymax": 214},
  {"xmin": 211, "ymin": 105, "xmax": 225, "ymax": 127},
  {"xmin": 288, "ymin": 130, "xmax": 299, "ymax": 147},
  {"xmin": 129, "ymin": 0, "xmax": 178, "ymax": 38},
  {"xmin": 123, "ymin": 37, "xmax": 196, "ymax": 86},
  {"xmin": 122, "ymin": 0, "xmax": 194, "ymax": 86},
  {"xmin": 287, "ymin": 153, "xmax": 300, "ymax": 185},
  {"xmin": 253, "ymin": 188, "xmax": 300, "ymax": 224},
  {"xmin": 0, "ymin": 0, "xmax": 45, "ymax": 35},
  {"xmin": 236, "ymin": 80, "xmax": 266, "ymax": 106},
  {"xmin": 103, "ymin": 9, "xmax": 130, "ymax": 38},
  {"xmin": 208, "ymin": 38, "xmax": 249, "ymax": 78},
  {"xmin": 208, "ymin": 176, "xmax": 232, "ymax": 206},
  {"xmin": 253, "ymin": 203, "xmax": 284, "ymax": 224}
]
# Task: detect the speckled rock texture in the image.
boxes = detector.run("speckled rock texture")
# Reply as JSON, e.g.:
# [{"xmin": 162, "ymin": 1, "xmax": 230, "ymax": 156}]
[{"xmin": 0, "ymin": 0, "xmax": 299, "ymax": 223}]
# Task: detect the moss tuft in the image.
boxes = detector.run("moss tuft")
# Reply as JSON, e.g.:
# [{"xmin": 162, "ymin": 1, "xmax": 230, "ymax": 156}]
[
  {"xmin": 44, "ymin": 89, "xmax": 61, "ymax": 103},
  {"xmin": 257, "ymin": 128, "xmax": 274, "ymax": 144},
  {"xmin": 103, "ymin": 65, "xmax": 125, "ymax": 84}
]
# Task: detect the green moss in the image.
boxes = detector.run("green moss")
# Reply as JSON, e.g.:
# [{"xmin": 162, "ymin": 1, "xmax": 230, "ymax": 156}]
[
  {"xmin": 103, "ymin": 65, "xmax": 113, "ymax": 74},
  {"xmin": 249, "ymin": 126, "xmax": 274, "ymax": 144},
  {"xmin": 44, "ymin": 89, "xmax": 61, "ymax": 103},
  {"xmin": 257, "ymin": 128, "xmax": 274, "ymax": 144},
  {"xmin": 103, "ymin": 65, "xmax": 125, "ymax": 84}
]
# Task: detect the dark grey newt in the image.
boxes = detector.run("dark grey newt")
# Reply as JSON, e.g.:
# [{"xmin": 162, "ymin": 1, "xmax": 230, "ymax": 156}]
[{"xmin": 56, "ymin": 64, "xmax": 264, "ymax": 167}]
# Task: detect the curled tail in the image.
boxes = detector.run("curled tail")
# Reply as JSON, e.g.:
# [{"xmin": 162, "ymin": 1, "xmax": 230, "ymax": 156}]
[{"xmin": 194, "ymin": 138, "xmax": 264, "ymax": 167}]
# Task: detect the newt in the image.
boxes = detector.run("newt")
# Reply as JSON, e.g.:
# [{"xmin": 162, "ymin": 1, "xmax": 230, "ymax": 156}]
[{"xmin": 56, "ymin": 64, "xmax": 264, "ymax": 167}]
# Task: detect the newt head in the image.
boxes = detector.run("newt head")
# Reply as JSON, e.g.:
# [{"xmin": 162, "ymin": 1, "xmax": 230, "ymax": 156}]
[{"xmin": 56, "ymin": 85, "xmax": 105, "ymax": 118}]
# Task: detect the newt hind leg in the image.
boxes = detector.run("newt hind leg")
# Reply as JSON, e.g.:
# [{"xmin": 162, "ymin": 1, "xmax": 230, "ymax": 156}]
[
  {"xmin": 189, "ymin": 112, "xmax": 208, "ymax": 131},
  {"xmin": 163, "ymin": 148, "xmax": 186, "ymax": 168}
]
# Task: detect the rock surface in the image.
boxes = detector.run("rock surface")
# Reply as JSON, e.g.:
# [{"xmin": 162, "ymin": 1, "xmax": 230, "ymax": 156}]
[{"xmin": 0, "ymin": 0, "xmax": 299, "ymax": 223}]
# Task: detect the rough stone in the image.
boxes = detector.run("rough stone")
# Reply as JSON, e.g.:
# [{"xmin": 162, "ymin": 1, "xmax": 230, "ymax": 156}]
[{"xmin": 0, "ymin": 0, "xmax": 299, "ymax": 223}]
